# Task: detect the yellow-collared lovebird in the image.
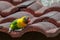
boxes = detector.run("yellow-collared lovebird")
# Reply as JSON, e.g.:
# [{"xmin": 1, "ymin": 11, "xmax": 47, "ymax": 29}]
[{"xmin": 8, "ymin": 16, "xmax": 30, "ymax": 32}]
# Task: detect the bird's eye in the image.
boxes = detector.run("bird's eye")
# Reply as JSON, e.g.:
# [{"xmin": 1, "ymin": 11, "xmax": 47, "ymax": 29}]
[{"xmin": 24, "ymin": 17, "xmax": 30, "ymax": 24}]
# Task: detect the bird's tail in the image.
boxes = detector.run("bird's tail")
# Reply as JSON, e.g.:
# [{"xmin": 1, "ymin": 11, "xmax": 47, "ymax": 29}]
[{"xmin": 8, "ymin": 28, "xmax": 12, "ymax": 33}]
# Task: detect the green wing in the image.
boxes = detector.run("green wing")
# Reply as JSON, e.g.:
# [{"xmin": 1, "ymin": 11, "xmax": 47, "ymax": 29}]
[{"xmin": 10, "ymin": 19, "xmax": 20, "ymax": 30}]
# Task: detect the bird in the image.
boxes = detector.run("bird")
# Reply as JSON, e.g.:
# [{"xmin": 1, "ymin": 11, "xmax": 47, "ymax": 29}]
[{"xmin": 8, "ymin": 16, "xmax": 30, "ymax": 32}]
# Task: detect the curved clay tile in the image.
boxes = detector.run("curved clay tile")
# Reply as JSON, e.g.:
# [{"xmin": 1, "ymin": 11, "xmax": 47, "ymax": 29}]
[
  {"xmin": 26, "ymin": 0, "xmax": 43, "ymax": 17},
  {"xmin": 28, "ymin": 11, "xmax": 60, "ymax": 26},
  {"xmin": 0, "ymin": 0, "xmax": 35, "ymax": 17},
  {"xmin": 20, "ymin": 8, "xmax": 35, "ymax": 16},
  {"xmin": 35, "ymin": 3, "xmax": 60, "ymax": 17},
  {"xmin": 43, "ymin": 7, "xmax": 60, "ymax": 14},
  {"xmin": 0, "ymin": 1, "xmax": 13, "ymax": 11},
  {"xmin": 7, "ymin": 11, "xmax": 34, "ymax": 18},
  {"xmin": 0, "ymin": 6, "xmax": 18, "ymax": 17},
  {"xmin": 0, "ymin": 22, "xmax": 59, "ymax": 38},
  {"xmin": 0, "ymin": 17, "xmax": 16, "ymax": 24},
  {"xmin": 12, "ymin": 0, "xmax": 27, "ymax": 5},
  {"xmin": 27, "ymin": 1, "xmax": 43, "ymax": 11},
  {"xmin": 35, "ymin": 11, "xmax": 60, "ymax": 27},
  {"xmin": 28, "ymin": 11, "xmax": 59, "ymax": 24},
  {"xmin": 0, "ymin": 11, "xmax": 34, "ymax": 24}
]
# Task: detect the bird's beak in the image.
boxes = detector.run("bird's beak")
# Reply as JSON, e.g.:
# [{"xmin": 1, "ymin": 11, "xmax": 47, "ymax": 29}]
[{"xmin": 28, "ymin": 18, "xmax": 30, "ymax": 23}]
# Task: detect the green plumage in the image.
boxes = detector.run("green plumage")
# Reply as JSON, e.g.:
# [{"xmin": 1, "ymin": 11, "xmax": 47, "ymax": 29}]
[{"xmin": 10, "ymin": 19, "xmax": 20, "ymax": 31}]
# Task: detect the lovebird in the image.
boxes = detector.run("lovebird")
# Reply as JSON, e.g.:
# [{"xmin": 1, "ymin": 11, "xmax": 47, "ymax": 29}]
[{"xmin": 8, "ymin": 16, "xmax": 30, "ymax": 32}]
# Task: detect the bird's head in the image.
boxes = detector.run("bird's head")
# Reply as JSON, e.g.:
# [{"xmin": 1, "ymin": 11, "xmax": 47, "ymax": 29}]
[
  {"xmin": 22, "ymin": 16, "xmax": 30, "ymax": 24},
  {"xmin": 17, "ymin": 16, "xmax": 30, "ymax": 28}
]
